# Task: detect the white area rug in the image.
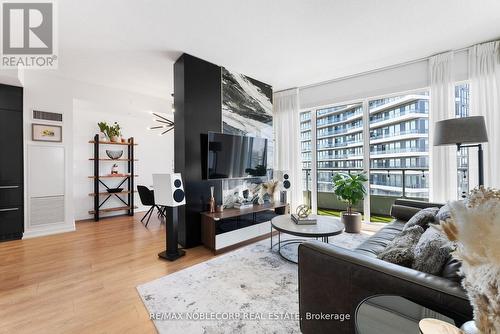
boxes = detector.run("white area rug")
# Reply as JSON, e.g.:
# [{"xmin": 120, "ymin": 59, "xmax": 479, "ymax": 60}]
[{"xmin": 137, "ymin": 233, "xmax": 369, "ymax": 334}]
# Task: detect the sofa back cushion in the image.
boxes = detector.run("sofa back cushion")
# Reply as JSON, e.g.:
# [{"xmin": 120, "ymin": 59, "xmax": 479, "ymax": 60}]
[
  {"xmin": 354, "ymin": 220, "xmax": 405, "ymax": 257},
  {"xmin": 403, "ymin": 207, "xmax": 440, "ymax": 231}
]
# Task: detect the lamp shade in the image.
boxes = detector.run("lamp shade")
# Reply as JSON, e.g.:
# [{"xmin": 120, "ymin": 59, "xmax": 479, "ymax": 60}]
[{"xmin": 434, "ymin": 116, "xmax": 488, "ymax": 146}]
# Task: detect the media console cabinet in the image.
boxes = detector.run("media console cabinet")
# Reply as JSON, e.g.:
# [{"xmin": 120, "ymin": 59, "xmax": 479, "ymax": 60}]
[{"xmin": 201, "ymin": 202, "xmax": 288, "ymax": 254}]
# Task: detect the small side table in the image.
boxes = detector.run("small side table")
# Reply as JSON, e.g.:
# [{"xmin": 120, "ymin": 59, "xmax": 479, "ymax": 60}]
[{"xmin": 419, "ymin": 318, "xmax": 462, "ymax": 334}]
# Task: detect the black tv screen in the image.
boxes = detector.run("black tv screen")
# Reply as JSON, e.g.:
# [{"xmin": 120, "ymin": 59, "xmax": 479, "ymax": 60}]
[{"xmin": 207, "ymin": 132, "xmax": 268, "ymax": 179}]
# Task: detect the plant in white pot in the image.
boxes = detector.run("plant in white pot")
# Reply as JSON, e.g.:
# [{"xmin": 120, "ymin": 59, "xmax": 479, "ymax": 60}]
[{"xmin": 333, "ymin": 171, "xmax": 367, "ymax": 233}]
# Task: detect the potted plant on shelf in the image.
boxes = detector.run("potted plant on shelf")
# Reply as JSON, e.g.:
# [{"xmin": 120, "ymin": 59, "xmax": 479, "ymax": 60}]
[
  {"xmin": 97, "ymin": 122, "xmax": 109, "ymax": 141},
  {"xmin": 332, "ymin": 171, "xmax": 367, "ymax": 233},
  {"xmin": 107, "ymin": 122, "xmax": 121, "ymax": 142}
]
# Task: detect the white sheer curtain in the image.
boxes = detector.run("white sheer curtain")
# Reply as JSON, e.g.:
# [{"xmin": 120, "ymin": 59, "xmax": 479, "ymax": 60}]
[
  {"xmin": 429, "ymin": 52, "xmax": 457, "ymax": 202},
  {"xmin": 273, "ymin": 88, "xmax": 303, "ymax": 211},
  {"xmin": 469, "ymin": 41, "xmax": 500, "ymax": 188}
]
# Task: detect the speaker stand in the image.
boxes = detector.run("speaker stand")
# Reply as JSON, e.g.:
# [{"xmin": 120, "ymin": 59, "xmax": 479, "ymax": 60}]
[
  {"xmin": 158, "ymin": 206, "xmax": 186, "ymax": 261},
  {"xmin": 280, "ymin": 191, "xmax": 288, "ymax": 204}
]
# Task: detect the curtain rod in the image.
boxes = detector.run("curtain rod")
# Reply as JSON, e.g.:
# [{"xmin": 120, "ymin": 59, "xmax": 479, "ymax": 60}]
[{"xmin": 276, "ymin": 38, "xmax": 499, "ymax": 94}]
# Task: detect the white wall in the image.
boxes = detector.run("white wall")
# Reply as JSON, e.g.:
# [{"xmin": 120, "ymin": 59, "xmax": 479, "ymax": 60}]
[
  {"xmin": 0, "ymin": 70, "xmax": 172, "ymax": 238},
  {"xmin": 73, "ymin": 99, "xmax": 173, "ymax": 220}
]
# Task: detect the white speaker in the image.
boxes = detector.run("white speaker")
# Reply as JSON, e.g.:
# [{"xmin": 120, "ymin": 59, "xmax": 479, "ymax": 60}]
[
  {"xmin": 153, "ymin": 173, "xmax": 186, "ymax": 207},
  {"xmin": 275, "ymin": 170, "xmax": 291, "ymax": 191}
]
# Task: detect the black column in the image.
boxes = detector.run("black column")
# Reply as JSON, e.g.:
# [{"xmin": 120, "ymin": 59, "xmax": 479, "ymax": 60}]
[{"xmin": 174, "ymin": 54, "xmax": 223, "ymax": 248}]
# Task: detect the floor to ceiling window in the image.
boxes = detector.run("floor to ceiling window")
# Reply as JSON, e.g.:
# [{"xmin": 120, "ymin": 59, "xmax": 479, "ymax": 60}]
[
  {"xmin": 368, "ymin": 91, "xmax": 430, "ymax": 216},
  {"xmin": 300, "ymin": 111, "xmax": 313, "ymax": 208},
  {"xmin": 299, "ymin": 85, "xmax": 468, "ymax": 223},
  {"xmin": 315, "ymin": 103, "xmax": 364, "ymax": 216}
]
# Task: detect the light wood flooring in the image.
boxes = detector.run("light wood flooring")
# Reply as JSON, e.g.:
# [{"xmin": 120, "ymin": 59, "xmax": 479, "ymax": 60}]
[
  {"xmin": 0, "ymin": 213, "xmax": 213, "ymax": 334},
  {"xmin": 0, "ymin": 213, "xmax": 381, "ymax": 333}
]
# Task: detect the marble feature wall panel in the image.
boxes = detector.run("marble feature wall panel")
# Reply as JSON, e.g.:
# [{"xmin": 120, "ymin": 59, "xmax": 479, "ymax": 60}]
[{"xmin": 221, "ymin": 67, "xmax": 273, "ymax": 167}]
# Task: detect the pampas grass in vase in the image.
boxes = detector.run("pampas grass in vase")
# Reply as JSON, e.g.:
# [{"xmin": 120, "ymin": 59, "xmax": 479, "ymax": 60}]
[{"xmin": 439, "ymin": 186, "xmax": 500, "ymax": 333}]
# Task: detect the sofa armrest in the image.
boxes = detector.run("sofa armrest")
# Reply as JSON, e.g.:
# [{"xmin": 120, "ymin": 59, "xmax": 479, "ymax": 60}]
[{"xmin": 298, "ymin": 241, "xmax": 471, "ymax": 334}]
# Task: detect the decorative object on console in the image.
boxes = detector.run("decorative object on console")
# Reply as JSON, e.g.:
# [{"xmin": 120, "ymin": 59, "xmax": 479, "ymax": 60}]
[
  {"xmin": 332, "ymin": 171, "xmax": 367, "ymax": 233},
  {"xmin": 105, "ymin": 150, "xmax": 123, "ymax": 160},
  {"xmin": 439, "ymin": 186, "xmax": 500, "ymax": 333},
  {"xmin": 434, "ymin": 116, "xmax": 488, "ymax": 186},
  {"xmin": 153, "ymin": 173, "xmax": 186, "ymax": 261},
  {"xmin": 257, "ymin": 180, "xmax": 278, "ymax": 205},
  {"xmin": 208, "ymin": 186, "xmax": 216, "ymax": 213},
  {"xmin": 148, "ymin": 112, "xmax": 174, "ymax": 135},
  {"xmin": 32, "ymin": 123, "xmax": 62, "ymax": 142}
]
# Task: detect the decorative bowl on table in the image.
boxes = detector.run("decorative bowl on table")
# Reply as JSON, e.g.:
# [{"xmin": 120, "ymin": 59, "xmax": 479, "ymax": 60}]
[
  {"xmin": 106, "ymin": 150, "xmax": 123, "ymax": 160},
  {"xmin": 106, "ymin": 188, "xmax": 124, "ymax": 193}
]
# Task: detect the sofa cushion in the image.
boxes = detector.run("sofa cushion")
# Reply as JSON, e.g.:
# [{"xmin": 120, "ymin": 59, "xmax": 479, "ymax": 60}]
[
  {"xmin": 354, "ymin": 220, "xmax": 405, "ymax": 257},
  {"xmin": 403, "ymin": 207, "xmax": 439, "ymax": 231},
  {"xmin": 390, "ymin": 204, "xmax": 422, "ymax": 221},
  {"xmin": 412, "ymin": 227, "xmax": 453, "ymax": 275},
  {"xmin": 377, "ymin": 225, "xmax": 424, "ymax": 267},
  {"xmin": 435, "ymin": 203, "xmax": 452, "ymax": 223}
]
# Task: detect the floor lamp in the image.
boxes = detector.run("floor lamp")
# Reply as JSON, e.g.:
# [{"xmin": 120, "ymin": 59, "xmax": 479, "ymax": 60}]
[{"xmin": 433, "ymin": 116, "xmax": 488, "ymax": 186}]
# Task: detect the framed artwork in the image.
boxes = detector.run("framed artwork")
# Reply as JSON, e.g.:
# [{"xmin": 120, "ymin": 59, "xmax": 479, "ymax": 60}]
[{"xmin": 32, "ymin": 124, "xmax": 62, "ymax": 142}]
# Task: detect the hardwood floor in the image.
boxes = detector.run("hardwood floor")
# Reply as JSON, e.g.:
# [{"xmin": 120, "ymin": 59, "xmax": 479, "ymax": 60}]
[
  {"xmin": 0, "ymin": 213, "xmax": 381, "ymax": 333},
  {"xmin": 0, "ymin": 213, "xmax": 214, "ymax": 334}
]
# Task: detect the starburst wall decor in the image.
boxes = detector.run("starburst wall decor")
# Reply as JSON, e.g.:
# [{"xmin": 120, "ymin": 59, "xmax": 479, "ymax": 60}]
[{"xmin": 148, "ymin": 112, "xmax": 174, "ymax": 135}]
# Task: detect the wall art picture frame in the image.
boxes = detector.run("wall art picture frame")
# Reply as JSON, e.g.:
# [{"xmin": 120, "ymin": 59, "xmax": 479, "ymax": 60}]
[{"xmin": 32, "ymin": 123, "xmax": 62, "ymax": 142}]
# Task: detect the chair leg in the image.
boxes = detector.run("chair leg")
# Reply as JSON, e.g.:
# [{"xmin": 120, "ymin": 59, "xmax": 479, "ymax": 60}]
[
  {"xmin": 141, "ymin": 207, "xmax": 154, "ymax": 223},
  {"xmin": 145, "ymin": 206, "xmax": 156, "ymax": 227}
]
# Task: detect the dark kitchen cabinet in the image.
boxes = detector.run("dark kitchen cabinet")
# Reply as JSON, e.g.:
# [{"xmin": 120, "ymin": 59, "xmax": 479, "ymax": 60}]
[{"xmin": 0, "ymin": 84, "xmax": 24, "ymax": 241}]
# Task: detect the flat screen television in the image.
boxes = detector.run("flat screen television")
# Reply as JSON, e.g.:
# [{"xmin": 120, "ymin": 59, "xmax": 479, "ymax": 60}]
[{"xmin": 207, "ymin": 132, "xmax": 268, "ymax": 179}]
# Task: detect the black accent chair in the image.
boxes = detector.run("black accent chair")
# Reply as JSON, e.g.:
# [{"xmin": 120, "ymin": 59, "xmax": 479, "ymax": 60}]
[{"xmin": 137, "ymin": 185, "xmax": 164, "ymax": 227}]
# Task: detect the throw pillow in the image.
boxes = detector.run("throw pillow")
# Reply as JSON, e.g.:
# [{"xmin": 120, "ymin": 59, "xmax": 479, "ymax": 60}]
[
  {"xmin": 412, "ymin": 226, "xmax": 454, "ymax": 275},
  {"xmin": 435, "ymin": 203, "xmax": 452, "ymax": 223},
  {"xmin": 403, "ymin": 207, "xmax": 439, "ymax": 231},
  {"xmin": 377, "ymin": 225, "xmax": 425, "ymax": 267}
]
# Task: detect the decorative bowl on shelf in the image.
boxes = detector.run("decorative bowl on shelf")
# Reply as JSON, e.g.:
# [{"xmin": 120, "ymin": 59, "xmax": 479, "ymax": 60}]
[
  {"xmin": 106, "ymin": 188, "xmax": 124, "ymax": 193},
  {"xmin": 106, "ymin": 150, "xmax": 123, "ymax": 160}
]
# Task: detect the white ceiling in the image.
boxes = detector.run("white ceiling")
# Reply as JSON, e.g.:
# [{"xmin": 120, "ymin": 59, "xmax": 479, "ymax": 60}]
[{"xmin": 56, "ymin": 0, "xmax": 500, "ymax": 100}]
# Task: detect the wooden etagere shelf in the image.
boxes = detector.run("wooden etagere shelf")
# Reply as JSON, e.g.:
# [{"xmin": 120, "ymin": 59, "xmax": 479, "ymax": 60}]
[
  {"xmin": 89, "ymin": 134, "xmax": 137, "ymax": 221},
  {"xmin": 88, "ymin": 140, "xmax": 138, "ymax": 146}
]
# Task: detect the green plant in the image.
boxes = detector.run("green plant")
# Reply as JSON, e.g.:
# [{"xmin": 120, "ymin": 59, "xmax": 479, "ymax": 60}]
[
  {"xmin": 97, "ymin": 122, "xmax": 108, "ymax": 134},
  {"xmin": 107, "ymin": 122, "xmax": 121, "ymax": 138},
  {"xmin": 332, "ymin": 172, "xmax": 368, "ymax": 215}
]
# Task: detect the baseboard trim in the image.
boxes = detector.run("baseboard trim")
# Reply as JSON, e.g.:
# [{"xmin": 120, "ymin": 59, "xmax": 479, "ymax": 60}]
[{"xmin": 23, "ymin": 224, "xmax": 76, "ymax": 239}]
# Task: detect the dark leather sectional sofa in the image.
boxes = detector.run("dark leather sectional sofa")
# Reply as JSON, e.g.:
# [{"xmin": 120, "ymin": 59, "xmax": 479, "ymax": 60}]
[{"xmin": 298, "ymin": 199, "xmax": 473, "ymax": 333}]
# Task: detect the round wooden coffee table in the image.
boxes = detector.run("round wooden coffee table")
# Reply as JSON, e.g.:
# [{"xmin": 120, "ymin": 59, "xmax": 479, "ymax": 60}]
[{"xmin": 271, "ymin": 214, "xmax": 344, "ymax": 263}]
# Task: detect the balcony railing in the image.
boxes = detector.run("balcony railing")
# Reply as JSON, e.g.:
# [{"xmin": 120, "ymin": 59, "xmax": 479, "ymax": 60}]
[
  {"xmin": 370, "ymin": 129, "xmax": 428, "ymax": 140},
  {"xmin": 316, "ymin": 111, "xmax": 363, "ymax": 126},
  {"xmin": 302, "ymin": 167, "xmax": 429, "ymax": 199},
  {"xmin": 317, "ymin": 125, "xmax": 363, "ymax": 138},
  {"xmin": 317, "ymin": 140, "xmax": 363, "ymax": 149},
  {"xmin": 370, "ymin": 109, "xmax": 427, "ymax": 124},
  {"xmin": 370, "ymin": 147, "xmax": 428, "ymax": 155}
]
